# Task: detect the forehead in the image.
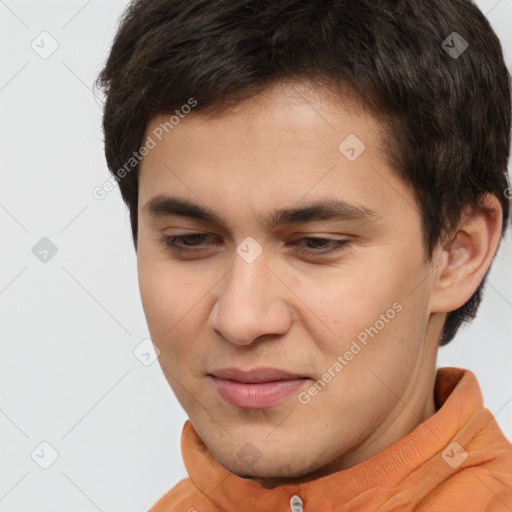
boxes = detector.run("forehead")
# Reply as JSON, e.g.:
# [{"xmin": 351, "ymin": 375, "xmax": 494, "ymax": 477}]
[{"xmin": 137, "ymin": 81, "xmax": 417, "ymax": 229}]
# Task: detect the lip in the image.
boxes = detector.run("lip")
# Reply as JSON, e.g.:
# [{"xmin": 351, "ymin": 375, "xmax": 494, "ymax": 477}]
[
  {"xmin": 209, "ymin": 367, "xmax": 310, "ymax": 409},
  {"xmin": 209, "ymin": 366, "xmax": 307, "ymax": 383}
]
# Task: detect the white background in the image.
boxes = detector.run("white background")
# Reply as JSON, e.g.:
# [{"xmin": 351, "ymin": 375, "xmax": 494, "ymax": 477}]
[{"xmin": 1, "ymin": 1, "xmax": 511, "ymax": 511}]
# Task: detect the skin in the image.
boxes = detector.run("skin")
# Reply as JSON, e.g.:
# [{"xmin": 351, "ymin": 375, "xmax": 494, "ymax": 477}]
[{"xmin": 136, "ymin": 80, "xmax": 502, "ymax": 488}]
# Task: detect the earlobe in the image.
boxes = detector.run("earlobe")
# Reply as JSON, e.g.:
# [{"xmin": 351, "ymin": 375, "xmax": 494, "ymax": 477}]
[{"xmin": 429, "ymin": 194, "xmax": 503, "ymax": 314}]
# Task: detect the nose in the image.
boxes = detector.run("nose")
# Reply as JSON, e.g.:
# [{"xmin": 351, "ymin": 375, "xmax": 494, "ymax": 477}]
[{"xmin": 207, "ymin": 247, "xmax": 293, "ymax": 346}]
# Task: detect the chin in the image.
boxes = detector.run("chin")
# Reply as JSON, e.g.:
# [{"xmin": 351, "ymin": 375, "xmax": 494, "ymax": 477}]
[{"xmin": 220, "ymin": 448, "xmax": 324, "ymax": 482}]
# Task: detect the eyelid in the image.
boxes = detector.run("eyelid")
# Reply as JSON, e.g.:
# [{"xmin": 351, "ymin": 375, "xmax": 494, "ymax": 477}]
[
  {"xmin": 159, "ymin": 231, "xmax": 351, "ymax": 256},
  {"xmin": 159, "ymin": 229, "xmax": 350, "ymax": 243}
]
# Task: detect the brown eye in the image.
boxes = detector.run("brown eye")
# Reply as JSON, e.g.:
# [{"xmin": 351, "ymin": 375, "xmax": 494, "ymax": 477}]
[
  {"xmin": 160, "ymin": 233, "xmax": 215, "ymax": 252},
  {"xmin": 290, "ymin": 237, "xmax": 349, "ymax": 256}
]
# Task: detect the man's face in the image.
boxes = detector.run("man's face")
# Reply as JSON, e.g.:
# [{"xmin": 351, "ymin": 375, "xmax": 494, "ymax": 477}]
[{"xmin": 136, "ymin": 81, "xmax": 441, "ymax": 486}]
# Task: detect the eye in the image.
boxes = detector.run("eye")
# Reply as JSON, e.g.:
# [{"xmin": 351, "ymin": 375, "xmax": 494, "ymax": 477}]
[
  {"xmin": 159, "ymin": 233, "xmax": 215, "ymax": 253},
  {"xmin": 159, "ymin": 233, "xmax": 349, "ymax": 256},
  {"xmin": 288, "ymin": 237, "xmax": 349, "ymax": 255}
]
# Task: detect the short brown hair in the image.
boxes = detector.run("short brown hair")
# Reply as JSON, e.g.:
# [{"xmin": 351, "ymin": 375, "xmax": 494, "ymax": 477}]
[{"xmin": 96, "ymin": 0, "xmax": 511, "ymax": 345}]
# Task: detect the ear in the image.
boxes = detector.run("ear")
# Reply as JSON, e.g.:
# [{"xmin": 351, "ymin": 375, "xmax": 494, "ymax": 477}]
[{"xmin": 429, "ymin": 193, "xmax": 503, "ymax": 314}]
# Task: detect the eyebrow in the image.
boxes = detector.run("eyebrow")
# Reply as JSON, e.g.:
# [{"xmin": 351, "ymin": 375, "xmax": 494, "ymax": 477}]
[{"xmin": 143, "ymin": 195, "xmax": 378, "ymax": 228}]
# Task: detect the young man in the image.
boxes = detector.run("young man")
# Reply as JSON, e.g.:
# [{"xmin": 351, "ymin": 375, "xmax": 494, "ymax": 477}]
[{"xmin": 96, "ymin": 0, "xmax": 512, "ymax": 510}]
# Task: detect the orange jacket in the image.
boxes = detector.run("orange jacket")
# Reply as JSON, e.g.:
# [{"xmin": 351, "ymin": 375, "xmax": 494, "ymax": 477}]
[{"xmin": 149, "ymin": 367, "xmax": 512, "ymax": 512}]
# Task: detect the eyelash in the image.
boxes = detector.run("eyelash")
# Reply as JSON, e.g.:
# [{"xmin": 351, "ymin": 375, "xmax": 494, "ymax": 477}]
[{"xmin": 159, "ymin": 233, "xmax": 349, "ymax": 256}]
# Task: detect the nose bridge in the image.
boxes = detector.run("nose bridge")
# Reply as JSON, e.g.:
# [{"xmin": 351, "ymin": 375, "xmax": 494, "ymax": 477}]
[
  {"xmin": 231, "ymin": 244, "xmax": 270, "ymax": 302},
  {"xmin": 209, "ymin": 242, "xmax": 291, "ymax": 344}
]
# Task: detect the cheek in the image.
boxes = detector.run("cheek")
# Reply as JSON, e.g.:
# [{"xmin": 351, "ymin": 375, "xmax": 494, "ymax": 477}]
[
  {"xmin": 284, "ymin": 261, "xmax": 391, "ymax": 334},
  {"xmin": 296, "ymin": 247, "xmax": 429, "ymax": 361},
  {"xmin": 138, "ymin": 256, "xmax": 194, "ymax": 339},
  {"xmin": 137, "ymin": 262, "xmax": 197, "ymax": 387},
  {"xmin": 137, "ymin": 254, "xmax": 218, "ymax": 368}
]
